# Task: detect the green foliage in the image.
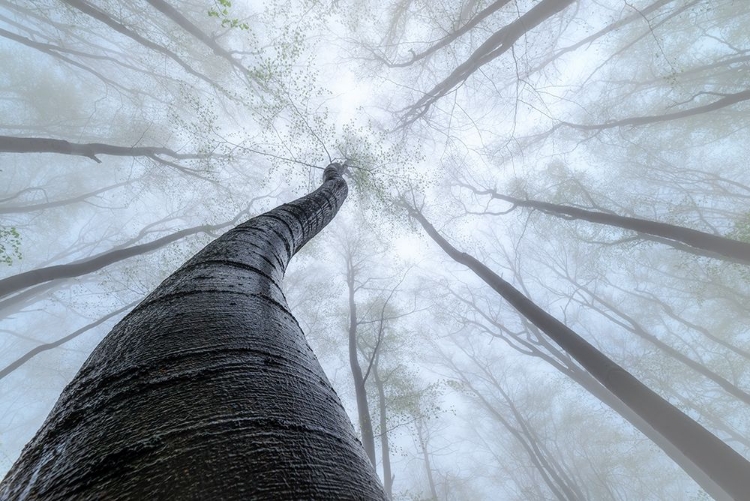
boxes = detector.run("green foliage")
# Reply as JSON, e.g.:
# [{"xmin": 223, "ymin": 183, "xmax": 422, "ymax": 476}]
[
  {"xmin": 208, "ymin": 0, "xmax": 249, "ymax": 30},
  {"xmin": 0, "ymin": 226, "xmax": 22, "ymax": 266}
]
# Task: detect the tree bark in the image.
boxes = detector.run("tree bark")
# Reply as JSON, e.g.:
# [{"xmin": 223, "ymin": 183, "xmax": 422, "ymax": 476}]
[
  {"xmin": 408, "ymin": 206, "xmax": 750, "ymax": 501},
  {"xmin": 0, "ymin": 165, "xmax": 386, "ymax": 500}
]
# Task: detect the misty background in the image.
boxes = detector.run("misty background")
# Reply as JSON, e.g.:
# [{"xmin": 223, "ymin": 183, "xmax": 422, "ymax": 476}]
[{"xmin": 1, "ymin": 0, "xmax": 749, "ymax": 499}]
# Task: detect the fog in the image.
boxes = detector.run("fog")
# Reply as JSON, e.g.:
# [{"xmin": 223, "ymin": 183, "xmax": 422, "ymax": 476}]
[{"xmin": 1, "ymin": 0, "xmax": 749, "ymax": 499}]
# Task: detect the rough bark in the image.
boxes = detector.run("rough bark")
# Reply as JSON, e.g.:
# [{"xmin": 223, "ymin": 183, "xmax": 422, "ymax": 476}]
[
  {"xmin": 0, "ymin": 166, "xmax": 386, "ymax": 500},
  {"xmin": 408, "ymin": 207, "xmax": 750, "ymax": 501}
]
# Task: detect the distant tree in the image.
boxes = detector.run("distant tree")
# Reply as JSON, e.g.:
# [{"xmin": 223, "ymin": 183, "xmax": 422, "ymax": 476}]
[{"xmin": 407, "ymin": 203, "xmax": 750, "ymax": 500}]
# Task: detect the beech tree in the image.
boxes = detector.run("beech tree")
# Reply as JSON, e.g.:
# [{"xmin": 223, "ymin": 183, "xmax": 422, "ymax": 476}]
[
  {"xmin": 0, "ymin": 165, "xmax": 386, "ymax": 499},
  {"xmin": 4, "ymin": 0, "xmax": 750, "ymax": 498}
]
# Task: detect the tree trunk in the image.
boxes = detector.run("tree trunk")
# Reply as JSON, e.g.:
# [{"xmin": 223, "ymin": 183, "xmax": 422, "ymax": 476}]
[
  {"xmin": 373, "ymin": 362, "xmax": 394, "ymax": 499},
  {"xmin": 0, "ymin": 165, "xmax": 386, "ymax": 500},
  {"xmin": 415, "ymin": 417, "xmax": 438, "ymax": 500},
  {"xmin": 346, "ymin": 257, "xmax": 378, "ymax": 466},
  {"xmin": 408, "ymin": 206, "xmax": 750, "ymax": 501}
]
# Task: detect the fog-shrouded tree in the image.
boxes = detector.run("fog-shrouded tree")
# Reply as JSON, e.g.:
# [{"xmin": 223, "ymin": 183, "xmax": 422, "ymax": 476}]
[
  {"xmin": 5, "ymin": 0, "xmax": 750, "ymax": 498},
  {"xmin": 0, "ymin": 165, "xmax": 387, "ymax": 499}
]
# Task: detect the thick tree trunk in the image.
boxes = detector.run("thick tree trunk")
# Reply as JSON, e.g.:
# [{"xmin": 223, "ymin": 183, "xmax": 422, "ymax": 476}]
[
  {"xmin": 0, "ymin": 165, "xmax": 386, "ymax": 500},
  {"xmin": 409, "ymin": 207, "xmax": 750, "ymax": 501}
]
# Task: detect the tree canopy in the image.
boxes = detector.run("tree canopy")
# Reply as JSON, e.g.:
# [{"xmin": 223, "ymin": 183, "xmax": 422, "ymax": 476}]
[{"xmin": 2, "ymin": 0, "xmax": 750, "ymax": 499}]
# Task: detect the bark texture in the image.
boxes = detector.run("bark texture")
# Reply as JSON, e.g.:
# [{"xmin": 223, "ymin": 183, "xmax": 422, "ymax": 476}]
[{"xmin": 0, "ymin": 165, "xmax": 386, "ymax": 500}]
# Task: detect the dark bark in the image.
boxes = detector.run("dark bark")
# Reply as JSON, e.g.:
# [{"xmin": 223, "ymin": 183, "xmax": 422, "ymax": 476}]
[
  {"xmin": 400, "ymin": 0, "xmax": 575, "ymax": 126},
  {"xmin": 0, "ymin": 165, "xmax": 386, "ymax": 500},
  {"xmin": 474, "ymin": 188, "xmax": 750, "ymax": 265},
  {"xmin": 0, "ymin": 135, "xmax": 207, "ymax": 164},
  {"xmin": 346, "ymin": 256, "xmax": 378, "ymax": 466},
  {"xmin": 408, "ymin": 207, "xmax": 750, "ymax": 501}
]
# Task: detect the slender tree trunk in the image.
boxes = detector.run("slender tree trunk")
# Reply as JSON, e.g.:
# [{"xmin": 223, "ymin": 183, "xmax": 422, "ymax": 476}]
[
  {"xmin": 401, "ymin": 0, "xmax": 575, "ymax": 125},
  {"xmin": 415, "ymin": 418, "xmax": 438, "ymax": 501},
  {"xmin": 373, "ymin": 362, "xmax": 394, "ymax": 499},
  {"xmin": 479, "ymin": 189, "xmax": 750, "ymax": 264},
  {"xmin": 0, "ymin": 165, "xmax": 386, "ymax": 500},
  {"xmin": 346, "ymin": 257, "xmax": 378, "ymax": 466},
  {"xmin": 568, "ymin": 282, "xmax": 750, "ymax": 406},
  {"xmin": 408, "ymin": 207, "xmax": 750, "ymax": 501},
  {"xmin": 453, "ymin": 288, "xmax": 731, "ymax": 499}
]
